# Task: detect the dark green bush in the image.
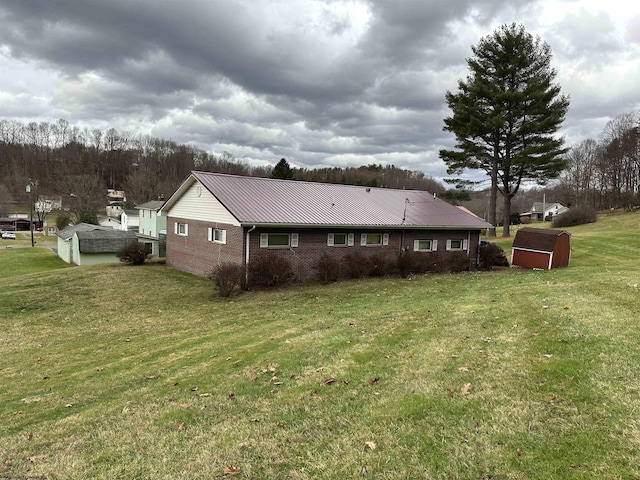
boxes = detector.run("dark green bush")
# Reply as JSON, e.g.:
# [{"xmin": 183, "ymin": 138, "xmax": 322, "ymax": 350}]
[
  {"xmin": 368, "ymin": 253, "xmax": 393, "ymax": 277},
  {"xmin": 478, "ymin": 243, "xmax": 509, "ymax": 270},
  {"xmin": 116, "ymin": 241, "xmax": 150, "ymax": 265},
  {"xmin": 343, "ymin": 251, "xmax": 369, "ymax": 278},
  {"xmin": 429, "ymin": 251, "xmax": 471, "ymax": 273},
  {"xmin": 428, "ymin": 252, "xmax": 448, "ymax": 273},
  {"xmin": 207, "ymin": 262, "xmax": 244, "ymax": 297},
  {"xmin": 397, "ymin": 250, "xmax": 436, "ymax": 277},
  {"xmin": 551, "ymin": 207, "xmax": 596, "ymax": 228},
  {"xmin": 447, "ymin": 252, "xmax": 472, "ymax": 272},
  {"xmin": 397, "ymin": 250, "xmax": 413, "ymax": 278},
  {"xmin": 249, "ymin": 254, "xmax": 294, "ymax": 287},
  {"xmin": 314, "ymin": 254, "xmax": 341, "ymax": 283}
]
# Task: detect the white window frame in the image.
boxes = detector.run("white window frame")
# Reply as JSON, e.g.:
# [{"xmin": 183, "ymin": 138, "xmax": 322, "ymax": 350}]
[
  {"xmin": 328, "ymin": 233, "xmax": 354, "ymax": 247},
  {"xmin": 208, "ymin": 227, "xmax": 227, "ymax": 244},
  {"xmin": 360, "ymin": 233, "xmax": 389, "ymax": 247},
  {"xmin": 446, "ymin": 239, "xmax": 468, "ymax": 251},
  {"xmin": 174, "ymin": 222, "xmax": 188, "ymax": 236},
  {"xmin": 260, "ymin": 233, "xmax": 299, "ymax": 248},
  {"xmin": 413, "ymin": 239, "xmax": 438, "ymax": 252}
]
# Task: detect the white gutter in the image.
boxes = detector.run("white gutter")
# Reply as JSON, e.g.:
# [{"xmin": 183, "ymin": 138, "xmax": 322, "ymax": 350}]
[{"xmin": 240, "ymin": 223, "xmax": 490, "ymax": 230}]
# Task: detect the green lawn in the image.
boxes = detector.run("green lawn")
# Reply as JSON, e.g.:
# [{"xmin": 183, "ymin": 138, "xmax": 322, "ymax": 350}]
[{"xmin": 1, "ymin": 213, "xmax": 640, "ymax": 479}]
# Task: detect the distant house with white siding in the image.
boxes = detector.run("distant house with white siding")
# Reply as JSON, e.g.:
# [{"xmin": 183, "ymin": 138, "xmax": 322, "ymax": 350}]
[
  {"xmin": 530, "ymin": 202, "xmax": 568, "ymax": 221},
  {"xmin": 135, "ymin": 200, "xmax": 166, "ymax": 257},
  {"xmin": 120, "ymin": 210, "xmax": 139, "ymax": 232}
]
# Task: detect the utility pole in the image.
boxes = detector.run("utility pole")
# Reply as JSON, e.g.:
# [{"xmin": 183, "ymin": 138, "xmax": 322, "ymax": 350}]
[{"xmin": 26, "ymin": 181, "xmax": 34, "ymax": 247}]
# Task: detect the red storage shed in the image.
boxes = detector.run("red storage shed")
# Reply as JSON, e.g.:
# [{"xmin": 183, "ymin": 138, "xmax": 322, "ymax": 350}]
[{"xmin": 511, "ymin": 228, "xmax": 571, "ymax": 270}]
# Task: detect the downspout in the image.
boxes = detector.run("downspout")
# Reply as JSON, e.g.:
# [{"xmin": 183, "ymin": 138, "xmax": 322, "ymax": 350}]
[{"xmin": 245, "ymin": 225, "xmax": 256, "ymax": 286}]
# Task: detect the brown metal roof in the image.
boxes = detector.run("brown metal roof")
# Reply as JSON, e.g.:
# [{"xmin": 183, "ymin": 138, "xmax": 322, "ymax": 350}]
[
  {"xmin": 512, "ymin": 227, "xmax": 570, "ymax": 252},
  {"xmin": 186, "ymin": 172, "xmax": 492, "ymax": 229}
]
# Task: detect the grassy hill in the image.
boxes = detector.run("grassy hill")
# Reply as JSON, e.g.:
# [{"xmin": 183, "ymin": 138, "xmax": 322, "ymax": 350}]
[{"xmin": 1, "ymin": 212, "xmax": 640, "ymax": 479}]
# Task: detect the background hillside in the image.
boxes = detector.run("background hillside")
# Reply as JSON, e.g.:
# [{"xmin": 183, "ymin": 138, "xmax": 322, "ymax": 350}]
[{"xmin": 0, "ymin": 119, "xmax": 443, "ymax": 219}]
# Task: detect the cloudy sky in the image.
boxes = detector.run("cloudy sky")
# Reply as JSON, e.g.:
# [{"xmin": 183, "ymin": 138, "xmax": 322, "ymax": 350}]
[{"xmin": 1, "ymin": 0, "xmax": 639, "ymax": 183}]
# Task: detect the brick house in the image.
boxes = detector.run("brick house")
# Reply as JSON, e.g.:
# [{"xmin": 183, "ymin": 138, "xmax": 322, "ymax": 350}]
[{"xmin": 158, "ymin": 172, "xmax": 493, "ymax": 280}]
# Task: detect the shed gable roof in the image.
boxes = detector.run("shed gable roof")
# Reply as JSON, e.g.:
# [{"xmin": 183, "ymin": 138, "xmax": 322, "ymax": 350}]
[
  {"xmin": 57, "ymin": 223, "xmax": 114, "ymax": 241},
  {"xmin": 512, "ymin": 227, "xmax": 570, "ymax": 252},
  {"xmin": 76, "ymin": 229, "xmax": 137, "ymax": 253},
  {"xmin": 161, "ymin": 172, "xmax": 492, "ymax": 229}
]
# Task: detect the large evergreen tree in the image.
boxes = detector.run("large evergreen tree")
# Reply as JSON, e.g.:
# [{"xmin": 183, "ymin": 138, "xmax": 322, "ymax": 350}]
[
  {"xmin": 440, "ymin": 23, "xmax": 570, "ymax": 236},
  {"xmin": 271, "ymin": 158, "xmax": 295, "ymax": 180}
]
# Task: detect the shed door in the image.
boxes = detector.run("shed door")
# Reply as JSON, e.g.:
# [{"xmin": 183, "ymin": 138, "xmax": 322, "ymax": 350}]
[
  {"xmin": 551, "ymin": 235, "xmax": 571, "ymax": 268},
  {"xmin": 512, "ymin": 249, "xmax": 552, "ymax": 270}
]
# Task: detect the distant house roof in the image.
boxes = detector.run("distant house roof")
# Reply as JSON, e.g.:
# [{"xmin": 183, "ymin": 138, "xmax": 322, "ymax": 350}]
[
  {"xmin": 160, "ymin": 172, "xmax": 493, "ymax": 230},
  {"xmin": 57, "ymin": 223, "xmax": 113, "ymax": 241},
  {"xmin": 122, "ymin": 209, "xmax": 139, "ymax": 217},
  {"xmin": 135, "ymin": 200, "xmax": 165, "ymax": 211},
  {"xmin": 98, "ymin": 216, "xmax": 120, "ymax": 228},
  {"xmin": 512, "ymin": 227, "xmax": 570, "ymax": 252},
  {"xmin": 76, "ymin": 229, "xmax": 137, "ymax": 253},
  {"xmin": 531, "ymin": 202, "xmax": 567, "ymax": 213}
]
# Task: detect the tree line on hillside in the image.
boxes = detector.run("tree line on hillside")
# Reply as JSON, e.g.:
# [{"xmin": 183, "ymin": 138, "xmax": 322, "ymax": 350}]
[
  {"xmin": 272, "ymin": 158, "xmax": 444, "ymax": 193},
  {"xmin": 499, "ymin": 112, "xmax": 640, "ymax": 218},
  {"xmin": 0, "ymin": 119, "xmax": 443, "ymax": 220},
  {"xmin": 558, "ymin": 113, "xmax": 640, "ymax": 212}
]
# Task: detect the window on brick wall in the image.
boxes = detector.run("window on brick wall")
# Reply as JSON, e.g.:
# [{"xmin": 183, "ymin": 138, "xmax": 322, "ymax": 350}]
[
  {"xmin": 361, "ymin": 233, "xmax": 389, "ymax": 246},
  {"xmin": 174, "ymin": 222, "xmax": 188, "ymax": 236},
  {"xmin": 327, "ymin": 233, "xmax": 354, "ymax": 246},
  {"xmin": 446, "ymin": 239, "xmax": 468, "ymax": 251},
  {"xmin": 208, "ymin": 228, "xmax": 227, "ymax": 244},
  {"xmin": 413, "ymin": 239, "xmax": 438, "ymax": 252},
  {"xmin": 260, "ymin": 233, "xmax": 299, "ymax": 248}
]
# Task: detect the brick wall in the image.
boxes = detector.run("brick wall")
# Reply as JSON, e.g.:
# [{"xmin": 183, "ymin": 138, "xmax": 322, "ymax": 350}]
[
  {"xmin": 248, "ymin": 228, "xmax": 481, "ymax": 281},
  {"xmin": 166, "ymin": 217, "xmax": 244, "ymax": 277},
  {"xmin": 165, "ymin": 220, "xmax": 482, "ymax": 280}
]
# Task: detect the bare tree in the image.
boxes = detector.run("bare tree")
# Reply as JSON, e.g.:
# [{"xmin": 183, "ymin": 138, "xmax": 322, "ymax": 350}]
[
  {"xmin": 56, "ymin": 174, "xmax": 106, "ymax": 223},
  {"xmin": 559, "ymin": 139, "xmax": 600, "ymax": 208},
  {"xmin": 598, "ymin": 113, "xmax": 640, "ymax": 209}
]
